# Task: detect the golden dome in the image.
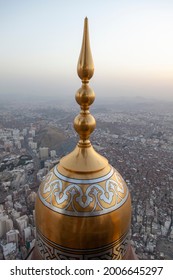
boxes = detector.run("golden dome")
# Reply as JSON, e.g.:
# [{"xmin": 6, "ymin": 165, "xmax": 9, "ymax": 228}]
[{"xmin": 34, "ymin": 18, "xmax": 132, "ymax": 260}]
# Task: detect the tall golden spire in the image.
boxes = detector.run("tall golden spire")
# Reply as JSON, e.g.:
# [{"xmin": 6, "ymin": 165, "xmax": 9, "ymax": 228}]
[
  {"xmin": 33, "ymin": 18, "xmax": 134, "ymax": 260},
  {"xmin": 60, "ymin": 17, "xmax": 107, "ymax": 173},
  {"xmin": 74, "ymin": 17, "xmax": 96, "ymax": 148}
]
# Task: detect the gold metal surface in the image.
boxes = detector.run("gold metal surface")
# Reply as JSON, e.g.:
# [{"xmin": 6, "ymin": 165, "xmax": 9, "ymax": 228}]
[
  {"xmin": 74, "ymin": 17, "xmax": 96, "ymax": 146},
  {"xmin": 77, "ymin": 17, "xmax": 94, "ymax": 81},
  {"xmin": 35, "ymin": 194, "xmax": 131, "ymax": 249},
  {"xmin": 34, "ymin": 17, "xmax": 132, "ymax": 260},
  {"xmin": 61, "ymin": 17, "xmax": 108, "ymax": 173},
  {"xmin": 60, "ymin": 144, "xmax": 108, "ymax": 173}
]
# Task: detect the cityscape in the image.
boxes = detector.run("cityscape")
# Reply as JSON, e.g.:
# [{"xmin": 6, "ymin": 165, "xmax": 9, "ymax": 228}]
[{"xmin": 0, "ymin": 97, "xmax": 173, "ymax": 260}]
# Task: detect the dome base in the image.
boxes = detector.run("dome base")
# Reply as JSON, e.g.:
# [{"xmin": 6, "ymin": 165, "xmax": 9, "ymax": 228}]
[{"xmin": 28, "ymin": 241, "xmax": 137, "ymax": 260}]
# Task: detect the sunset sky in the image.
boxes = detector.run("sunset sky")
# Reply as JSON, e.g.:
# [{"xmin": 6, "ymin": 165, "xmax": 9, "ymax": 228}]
[{"xmin": 0, "ymin": 0, "xmax": 173, "ymax": 101}]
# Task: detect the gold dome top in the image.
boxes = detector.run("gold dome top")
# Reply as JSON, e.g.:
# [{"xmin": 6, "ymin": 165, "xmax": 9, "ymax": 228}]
[{"xmin": 34, "ymin": 18, "xmax": 132, "ymax": 260}]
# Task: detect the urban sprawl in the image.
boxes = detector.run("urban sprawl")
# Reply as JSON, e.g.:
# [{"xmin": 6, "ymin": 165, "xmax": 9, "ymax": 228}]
[{"xmin": 0, "ymin": 100, "xmax": 173, "ymax": 260}]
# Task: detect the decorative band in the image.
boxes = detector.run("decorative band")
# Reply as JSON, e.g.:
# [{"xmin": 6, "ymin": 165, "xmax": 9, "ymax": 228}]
[
  {"xmin": 54, "ymin": 167, "xmax": 114, "ymax": 184},
  {"xmin": 38, "ymin": 167, "xmax": 129, "ymax": 217},
  {"xmin": 36, "ymin": 230, "xmax": 130, "ymax": 260}
]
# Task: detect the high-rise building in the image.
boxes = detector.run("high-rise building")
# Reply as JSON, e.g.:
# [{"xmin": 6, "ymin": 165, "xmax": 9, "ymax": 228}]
[
  {"xmin": 30, "ymin": 18, "xmax": 136, "ymax": 260},
  {"xmin": 24, "ymin": 227, "xmax": 32, "ymax": 241},
  {"xmin": 5, "ymin": 219, "xmax": 13, "ymax": 232},
  {"xmin": 0, "ymin": 215, "xmax": 9, "ymax": 238},
  {"xmin": 6, "ymin": 229, "xmax": 19, "ymax": 245},
  {"xmin": 11, "ymin": 209, "xmax": 21, "ymax": 221},
  {"xmin": 39, "ymin": 147, "xmax": 49, "ymax": 160},
  {"xmin": 16, "ymin": 215, "xmax": 28, "ymax": 235}
]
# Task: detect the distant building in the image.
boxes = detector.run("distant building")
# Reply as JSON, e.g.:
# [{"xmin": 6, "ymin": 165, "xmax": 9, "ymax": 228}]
[
  {"xmin": 13, "ymin": 129, "xmax": 20, "ymax": 138},
  {"xmin": 11, "ymin": 210, "xmax": 21, "ymax": 221},
  {"xmin": 24, "ymin": 227, "xmax": 31, "ymax": 241},
  {"xmin": 29, "ymin": 129, "xmax": 35, "ymax": 137},
  {"xmin": 39, "ymin": 147, "xmax": 49, "ymax": 160},
  {"xmin": 29, "ymin": 142, "xmax": 37, "ymax": 150},
  {"xmin": 50, "ymin": 150, "xmax": 56, "ymax": 158},
  {"xmin": 14, "ymin": 202, "xmax": 22, "ymax": 212},
  {"xmin": 37, "ymin": 168, "xmax": 47, "ymax": 182},
  {"xmin": 6, "ymin": 230, "xmax": 19, "ymax": 245},
  {"xmin": 16, "ymin": 215, "xmax": 28, "ymax": 235},
  {"xmin": 14, "ymin": 140, "xmax": 21, "ymax": 149},
  {"xmin": 0, "ymin": 215, "xmax": 9, "ymax": 237},
  {"xmin": 22, "ymin": 128, "xmax": 27, "ymax": 136},
  {"xmin": 1, "ymin": 242, "xmax": 17, "ymax": 259},
  {"xmin": 5, "ymin": 219, "xmax": 13, "ymax": 232},
  {"xmin": 4, "ymin": 141, "xmax": 13, "ymax": 152},
  {"xmin": 44, "ymin": 160, "xmax": 52, "ymax": 170}
]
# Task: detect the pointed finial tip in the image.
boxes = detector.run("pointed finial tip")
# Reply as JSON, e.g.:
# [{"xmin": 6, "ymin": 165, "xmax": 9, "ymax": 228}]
[
  {"xmin": 84, "ymin": 17, "xmax": 88, "ymax": 27},
  {"xmin": 77, "ymin": 17, "xmax": 94, "ymax": 81}
]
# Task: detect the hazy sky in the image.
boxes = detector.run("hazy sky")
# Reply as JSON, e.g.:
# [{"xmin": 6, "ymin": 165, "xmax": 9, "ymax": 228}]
[{"xmin": 0, "ymin": 0, "xmax": 173, "ymax": 101}]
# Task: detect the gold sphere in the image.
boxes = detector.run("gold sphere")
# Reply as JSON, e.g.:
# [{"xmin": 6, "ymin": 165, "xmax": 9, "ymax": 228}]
[
  {"xmin": 74, "ymin": 113, "xmax": 96, "ymax": 141},
  {"xmin": 75, "ymin": 84, "xmax": 95, "ymax": 109}
]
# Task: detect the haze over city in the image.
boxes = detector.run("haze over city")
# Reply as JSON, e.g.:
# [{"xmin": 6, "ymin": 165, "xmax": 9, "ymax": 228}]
[{"xmin": 0, "ymin": 0, "xmax": 173, "ymax": 102}]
